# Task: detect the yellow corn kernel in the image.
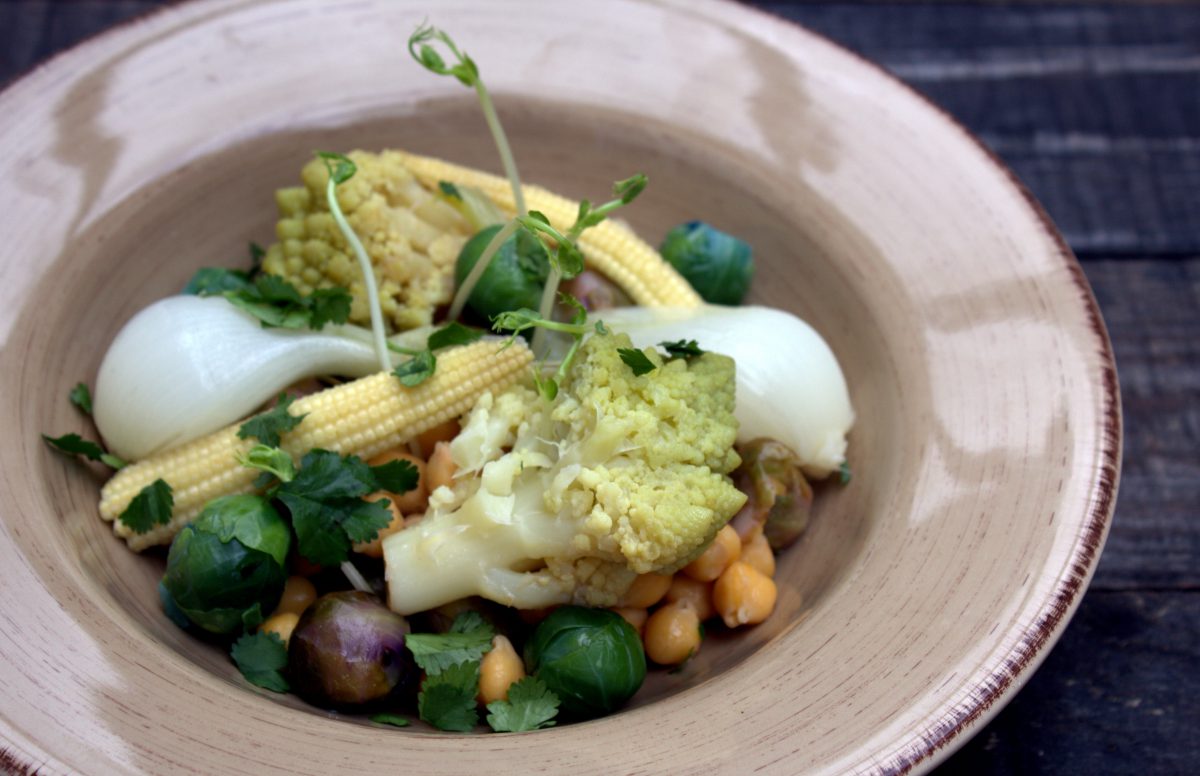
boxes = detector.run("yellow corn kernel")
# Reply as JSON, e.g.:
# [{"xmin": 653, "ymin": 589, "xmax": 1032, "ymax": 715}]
[
  {"xmin": 99, "ymin": 340, "xmax": 533, "ymax": 551},
  {"xmin": 392, "ymin": 150, "xmax": 702, "ymax": 309}
]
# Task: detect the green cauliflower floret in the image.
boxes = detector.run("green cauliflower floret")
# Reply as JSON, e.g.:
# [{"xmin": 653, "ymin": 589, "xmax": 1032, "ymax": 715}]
[{"xmin": 382, "ymin": 332, "xmax": 745, "ymax": 614}]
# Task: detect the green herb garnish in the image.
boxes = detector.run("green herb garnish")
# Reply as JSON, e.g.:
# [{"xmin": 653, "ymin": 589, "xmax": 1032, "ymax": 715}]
[
  {"xmin": 69, "ymin": 383, "xmax": 93, "ymax": 415},
  {"xmin": 216, "ymin": 274, "xmax": 352, "ymax": 331},
  {"xmin": 231, "ymin": 631, "xmax": 290, "ymax": 693},
  {"xmin": 241, "ymin": 448, "xmax": 402, "ymax": 566},
  {"xmin": 418, "ymin": 659, "xmax": 481, "ymax": 732},
  {"xmin": 660, "ymin": 339, "xmax": 704, "ymax": 359},
  {"xmin": 618, "ymin": 348, "xmax": 656, "ymax": 376},
  {"xmin": 42, "ymin": 432, "xmax": 126, "ymax": 469},
  {"xmin": 839, "ymin": 461, "xmax": 852, "ymax": 485},
  {"xmin": 369, "ymin": 713, "xmax": 411, "ymax": 727},
  {"xmin": 118, "ymin": 478, "xmax": 174, "ymax": 534},
  {"xmin": 405, "ymin": 611, "xmax": 496, "ymax": 675},
  {"xmin": 390, "ymin": 322, "xmax": 486, "ymax": 387},
  {"xmin": 237, "ymin": 394, "xmax": 307, "ymax": 447},
  {"xmin": 486, "ymin": 676, "xmax": 560, "ymax": 732}
]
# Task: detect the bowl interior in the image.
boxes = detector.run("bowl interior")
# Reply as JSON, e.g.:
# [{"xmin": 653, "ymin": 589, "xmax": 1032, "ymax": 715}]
[{"xmin": 30, "ymin": 94, "xmax": 886, "ymax": 711}]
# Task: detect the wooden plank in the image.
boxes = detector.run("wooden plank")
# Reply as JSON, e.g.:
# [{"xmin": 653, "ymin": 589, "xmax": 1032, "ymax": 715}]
[
  {"xmin": 760, "ymin": 3, "xmax": 1200, "ymax": 256},
  {"xmin": 936, "ymin": 589, "xmax": 1200, "ymax": 774},
  {"xmin": 1082, "ymin": 258, "xmax": 1200, "ymax": 591}
]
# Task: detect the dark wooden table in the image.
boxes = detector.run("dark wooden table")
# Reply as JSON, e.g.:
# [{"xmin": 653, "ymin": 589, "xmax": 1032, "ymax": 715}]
[{"xmin": 2, "ymin": 2, "xmax": 1196, "ymax": 773}]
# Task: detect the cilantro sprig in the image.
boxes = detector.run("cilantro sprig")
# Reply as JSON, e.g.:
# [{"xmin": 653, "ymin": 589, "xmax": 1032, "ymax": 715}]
[
  {"xmin": 69, "ymin": 383, "xmax": 93, "ymax": 415},
  {"xmin": 486, "ymin": 676, "xmax": 560, "ymax": 732},
  {"xmin": 419, "ymin": 660, "xmax": 481, "ymax": 732},
  {"xmin": 241, "ymin": 446, "xmax": 416, "ymax": 566},
  {"xmin": 406, "ymin": 611, "xmax": 496, "ymax": 675},
  {"xmin": 118, "ymin": 479, "xmax": 174, "ymax": 534},
  {"xmin": 617, "ymin": 348, "xmax": 656, "ymax": 377},
  {"xmin": 231, "ymin": 631, "xmax": 290, "ymax": 693},
  {"xmin": 237, "ymin": 394, "xmax": 307, "ymax": 447},
  {"xmin": 43, "ymin": 432, "xmax": 126, "ymax": 469}
]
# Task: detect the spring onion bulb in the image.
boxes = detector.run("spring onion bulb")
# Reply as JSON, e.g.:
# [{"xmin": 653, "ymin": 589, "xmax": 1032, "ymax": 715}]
[
  {"xmin": 92, "ymin": 296, "xmax": 429, "ymax": 462},
  {"xmin": 600, "ymin": 305, "xmax": 855, "ymax": 478}
]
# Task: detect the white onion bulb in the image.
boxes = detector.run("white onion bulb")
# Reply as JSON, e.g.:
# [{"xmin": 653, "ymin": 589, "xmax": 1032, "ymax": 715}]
[
  {"xmin": 600, "ymin": 305, "xmax": 855, "ymax": 477},
  {"xmin": 93, "ymin": 296, "xmax": 423, "ymax": 461}
]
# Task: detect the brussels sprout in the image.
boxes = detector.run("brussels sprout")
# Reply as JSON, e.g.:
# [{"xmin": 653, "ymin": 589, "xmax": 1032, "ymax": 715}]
[
  {"xmin": 161, "ymin": 494, "xmax": 290, "ymax": 635},
  {"xmin": 659, "ymin": 220, "xmax": 753, "ymax": 305},
  {"xmin": 525, "ymin": 606, "xmax": 645, "ymax": 718},
  {"xmin": 732, "ymin": 438, "xmax": 813, "ymax": 550},
  {"xmin": 288, "ymin": 591, "xmax": 418, "ymax": 708},
  {"xmin": 455, "ymin": 224, "xmax": 551, "ymax": 321}
]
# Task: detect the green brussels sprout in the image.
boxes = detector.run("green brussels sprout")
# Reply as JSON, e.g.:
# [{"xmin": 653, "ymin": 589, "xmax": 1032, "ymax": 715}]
[
  {"xmin": 455, "ymin": 224, "xmax": 551, "ymax": 321},
  {"xmin": 525, "ymin": 606, "xmax": 645, "ymax": 718},
  {"xmin": 161, "ymin": 494, "xmax": 290, "ymax": 635},
  {"xmin": 659, "ymin": 220, "xmax": 753, "ymax": 305}
]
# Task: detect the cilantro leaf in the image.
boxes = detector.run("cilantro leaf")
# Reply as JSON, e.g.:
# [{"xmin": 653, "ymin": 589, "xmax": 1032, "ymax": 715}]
[
  {"xmin": 393, "ymin": 349, "xmax": 436, "ymax": 387},
  {"xmin": 42, "ymin": 432, "xmax": 126, "ymax": 469},
  {"xmin": 405, "ymin": 613, "xmax": 495, "ymax": 675},
  {"xmin": 231, "ymin": 631, "xmax": 290, "ymax": 693},
  {"xmin": 369, "ymin": 713, "xmax": 411, "ymax": 727},
  {"xmin": 237, "ymin": 394, "xmax": 307, "ymax": 447},
  {"xmin": 839, "ymin": 461, "xmax": 853, "ymax": 485},
  {"xmin": 427, "ymin": 321, "xmax": 484, "ymax": 351},
  {"xmin": 370, "ymin": 458, "xmax": 419, "ymax": 494},
  {"xmin": 419, "ymin": 660, "xmax": 481, "ymax": 732},
  {"xmin": 183, "ymin": 267, "xmax": 253, "ymax": 296},
  {"xmin": 272, "ymin": 450, "xmax": 394, "ymax": 566},
  {"xmin": 223, "ymin": 275, "xmax": 351, "ymax": 331},
  {"xmin": 69, "ymin": 383, "xmax": 93, "ymax": 415},
  {"xmin": 660, "ymin": 339, "xmax": 704, "ymax": 359},
  {"xmin": 118, "ymin": 479, "xmax": 174, "ymax": 534},
  {"xmin": 486, "ymin": 676, "xmax": 560, "ymax": 732},
  {"xmin": 618, "ymin": 348, "xmax": 656, "ymax": 376}
]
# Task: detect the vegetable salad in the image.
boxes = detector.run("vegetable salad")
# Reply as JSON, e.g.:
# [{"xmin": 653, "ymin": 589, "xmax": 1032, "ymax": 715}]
[{"xmin": 42, "ymin": 23, "xmax": 854, "ymax": 732}]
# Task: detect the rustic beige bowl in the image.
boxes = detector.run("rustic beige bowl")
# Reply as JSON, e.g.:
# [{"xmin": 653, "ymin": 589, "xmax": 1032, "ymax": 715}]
[{"xmin": 0, "ymin": 1, "xmax": 1119, "ymax": 773}]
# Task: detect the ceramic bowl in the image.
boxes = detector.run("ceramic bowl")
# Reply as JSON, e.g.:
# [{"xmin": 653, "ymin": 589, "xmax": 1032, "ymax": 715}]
[{"xmin": 0, "ymin": 1, "xmax": 1119, "ymax": 773}]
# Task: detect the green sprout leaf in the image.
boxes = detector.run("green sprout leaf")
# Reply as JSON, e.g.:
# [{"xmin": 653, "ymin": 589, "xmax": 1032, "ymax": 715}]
[
  {"xmin": 237, "ymin": 394, "xmax": 307, "ymax": 448},
  {"xmin": 408, "ymin": 23, "xmax": 479, "ymax": 87},
  {"xmin": 618, "ymin": 348, "xmax": 656, "ymax": 377},
  {"xmin": 486, "ymin": 676, "xmax": 560, "ymax": 732},
  {"xmin": 317, "ymin": 151, "xmax": 357, "ymax": 185},
  {"xmin": 239, "ymin": 443, "xmax": 296, "ymax": 484},
  {"xmin": 119, "ymin": 479, "xmax": 174, "ymax": 534},
  {"xmin": 69, "ymin": 383, "xmax": 93, "ymax": 415},
  {"xmin": 42, "ymin": 433, "xmax": 125, "ymax": 469},
  {"xmin": 231, "ymin": 631, "xmax": 290, "ymax": 693}
]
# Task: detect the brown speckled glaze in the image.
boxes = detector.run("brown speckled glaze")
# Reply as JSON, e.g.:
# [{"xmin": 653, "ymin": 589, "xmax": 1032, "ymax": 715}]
[{"xmin": 0, "ymin": 1, "xmax": 1119, "ymax": 774}]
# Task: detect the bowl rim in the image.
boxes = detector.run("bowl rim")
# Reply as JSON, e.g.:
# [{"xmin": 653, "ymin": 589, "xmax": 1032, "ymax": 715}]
[{"xmin": 0, "ymin": 0, "xmax": 1122, "ymax": 773}]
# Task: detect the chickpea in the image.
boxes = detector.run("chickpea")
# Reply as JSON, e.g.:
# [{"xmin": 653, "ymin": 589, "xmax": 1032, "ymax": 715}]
[
  {"xmin": 664, "ymin": 575, "xmax": 715, "ymax": 622},
  {"xmin": 643, "ymin": 603, "xmax": 702, "ymax": 666},
  {"xmin": 367, "ymin": 449, "xmax": 428, "ymax": 514},
  {"xmin": 682, "ymin": 525, "xmax": 741, "ymax": 582},
  {"xmin": 740, "ymin": 532, "xmax": 776, "ymax": 578},
  {"xmin": 351, "ymin": 498, "xmax": 404, "ymax": 559},
  {"xmin": 619, "ymin": 573, "xmax": 672, "ymax": 609},
  {"xmin": 259, "ymin": 611, "xmax": 300, "ymax": 646},
  {"xmin": 274, "ymin": 576, "xmax": 318, "ymax": 616},
  {"xmin": 713, "ymin": 561, "xmax": 777, "ymax": 628},
  {"xmin": 478, "ymin": 635, "xmax": 525, "ymax": 704},
  {"xmin": 415, "ymin": 418, "xmax": 461, "ymax": 459},
  {"xmin": 612, "ymin": 607, "xmax": 648, "ymax": 637},
  {"xmin": 425, "ymin": 441, "xmax": 457, "ymax": 494}
]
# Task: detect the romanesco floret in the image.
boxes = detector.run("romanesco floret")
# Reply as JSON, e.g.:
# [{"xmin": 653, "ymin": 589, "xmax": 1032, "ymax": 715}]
[
  {"xmin": 261, "ymin": 150, "xmax": 472, "ymax": 331},
  {"xmin": 382, "ymin": 332, "xmax": 746, "ymax": 614}
]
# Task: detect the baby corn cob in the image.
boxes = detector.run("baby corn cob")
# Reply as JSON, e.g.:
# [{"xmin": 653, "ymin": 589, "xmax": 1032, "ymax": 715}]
[
  {"xmin": 99, "ymin": 339, "xmax": 533, "ymax": 551},
  {"xmin": 392, "ymin": 150, "xmax": 703, "ymax": 309}
]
